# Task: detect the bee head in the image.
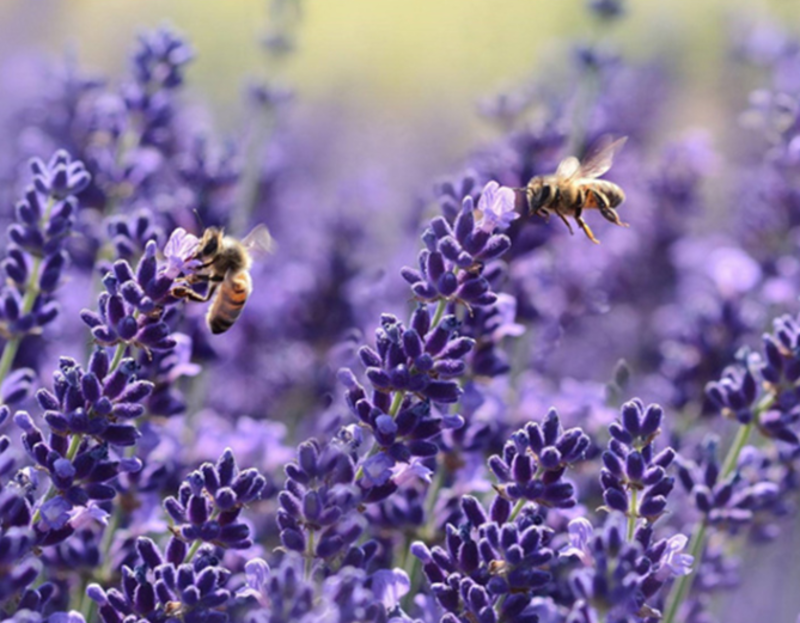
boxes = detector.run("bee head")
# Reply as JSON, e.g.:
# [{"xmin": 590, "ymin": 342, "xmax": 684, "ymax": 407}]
[
  {"xmin": 525, "ymin": 177, "xmax": 551, "ymax": 213},
  {"xmin": 198, "ymin": 227, "xmax": 223, "ymax": 259}
]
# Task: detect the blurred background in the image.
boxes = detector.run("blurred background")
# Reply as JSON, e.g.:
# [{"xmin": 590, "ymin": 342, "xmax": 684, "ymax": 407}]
[
  {"xmin": 3, "ymin": 1, "xmax": 800, "ymax": 620},
  {"xmin": 2, "ymin": 0, "xmax": 798, "ymax": 160}
]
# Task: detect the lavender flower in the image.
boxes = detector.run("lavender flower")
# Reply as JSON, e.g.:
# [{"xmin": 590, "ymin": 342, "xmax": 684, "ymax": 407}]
[
  {"xmin": 87, "ymin": 537, "xmax": 231, "ymax": 623},
  {"xmin": 488, "ymin": 408, "xmax": 590, "ymax": 509},
  {"xmin": 0, "ymin": 151, "xmax": 88, "ymax": 377},
  {"xmin": 600, "ymin": 400, "xmax": 676, "ymax": 527},
  {"xmin": 163, "ymin": 448, "xmax": 266, "ymax": 551}
]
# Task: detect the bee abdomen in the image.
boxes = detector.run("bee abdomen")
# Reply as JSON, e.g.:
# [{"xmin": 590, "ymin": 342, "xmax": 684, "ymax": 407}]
[
  {"xmin": 593, "ymin": 180, "xmax": 625, "ymax": 207},
  {"xmin": 207, "ymin": 271, "xmax": 252, "ymax": 334}
]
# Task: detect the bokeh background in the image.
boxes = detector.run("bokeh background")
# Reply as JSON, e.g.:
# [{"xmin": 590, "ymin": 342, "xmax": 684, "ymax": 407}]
[
  {"xmin": 4, "ymin": 0, "xmax": 799, "ymax": 167},
  {"xmin": 3, "ymin": 1, "xmax": 800, "ymax": 620}
]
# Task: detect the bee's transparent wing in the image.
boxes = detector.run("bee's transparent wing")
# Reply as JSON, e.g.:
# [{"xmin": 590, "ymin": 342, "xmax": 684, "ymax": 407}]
[
  {"xmin": 578, "ymin": 135, "xmax": 628, "ymax": 179},
  {"xmin": 241, "ymin": 224, "xmax": 274, "ymax": 261},
  {"xmin": 555, "ymin": 156, "xmax": 581, "ymax": 181}
]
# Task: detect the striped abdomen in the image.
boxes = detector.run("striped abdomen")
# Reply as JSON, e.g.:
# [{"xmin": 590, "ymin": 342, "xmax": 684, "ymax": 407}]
[
  {"xmin": 207, "ymin": 270, "xmax": 252, "ymax": 334},
  {"xmin": 584, "ymin": 179, "xmax": 625, "ymax": 207}
]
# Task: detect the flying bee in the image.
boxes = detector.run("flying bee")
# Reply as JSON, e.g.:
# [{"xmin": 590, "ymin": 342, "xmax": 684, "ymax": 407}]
[
  {"xmin": 524, "ymin": 135, "xmax": 628, "ymax": 244},
  {"xmin": 171, "ymin": 224, "xmax": 273, "ymax": 334}
]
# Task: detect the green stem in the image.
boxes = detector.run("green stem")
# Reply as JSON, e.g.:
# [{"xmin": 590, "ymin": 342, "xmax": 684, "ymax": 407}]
[
  {"xmin": 185, "ymin": 539, "xmax": 203, "ymax": 564},
  {"xmin": 0, "ymin": 198, "xmax": 56, "ymax": 396},
  {"xmin": 663, "ymin": 414, "xmax": 762, "ymax": 623},
  {"xmin": 388, "ymin": 390, "xmax": 405, "ymax": 417},
  {"xmin": 185, "ymin": 508, "xmax": 221, "ymax": 564},
  {"xmin": 430, "ymin": 299, "xmax": 448, "ymax": 329},
  {"xmin": 627, "ymin": 487, "xmax": 638, "ymax": 542},
  {"xmin": 661, "ymin": 521, "xmax": 709, "ymax": 623},
  {"xmin": 305, "ymin": 529, "xmax": 315, "ymax": 580},
  {"xmin": 721, "ymin": 418, "xmax": 756, "ymax": 478},
  {"xmin": 508, "ymin": 498, "xmax": 526, "ymax": 522},
  {"xmin": 0, "ymin": 337, "xmax": 22, "ymax": 394},
  {"xmin": 108, "ymin": 342, "xmax": 127, "ymax": 375}
]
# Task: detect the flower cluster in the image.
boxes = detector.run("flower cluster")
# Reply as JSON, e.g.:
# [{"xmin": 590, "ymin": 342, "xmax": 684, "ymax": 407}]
[
  {"xmin": 80, "ymin": 236, "xmax": 195, "ymax": 355},
  {"xmin": 277, "ymin": 440, "xmax": 368, "ymax": 566},
  {"xmin": 87, "ymin": 537, "xmax": 231, "ymax": 623},
  {"xmin": 705, "ymin": 312, "xmax": 800, "ymax": 443},
  {"xmin": 164, "ymin": 448, "xmax": 267, "ymax": 551},
  {"xmin": 677, "ymin": 436, "xmax": 780, "ymax": 530},
  {"xmin": 0, "ymin": 151, "xmax": 88, "ymax": 349},
  {"xmin": 412, "ymin": 494, "xmax": 551, "ymax": 623},
  {"xmin": 401, "ymin": 184, "xmax": 514, "ymax": 309},
  {"xmin": 561, "ymin": 517, "xmax": 692, "ymax": 621},
  {"xmin": 600, "ymin": 400, "xmax": 676, "ymax": 525},
  {"xmin": 489, "ymin": 409, "xmax": 590, "ymax": 509}
]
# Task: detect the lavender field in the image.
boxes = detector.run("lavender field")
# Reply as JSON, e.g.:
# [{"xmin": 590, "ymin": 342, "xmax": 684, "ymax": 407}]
[{"xmin": 1, "ymin": 1, "xmax": 799, "ymax": 622}]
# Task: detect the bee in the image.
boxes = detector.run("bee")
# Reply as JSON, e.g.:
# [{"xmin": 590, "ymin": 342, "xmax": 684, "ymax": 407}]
[
  {"xmin": 171, "ymin": 224, "xmax": 273, "ymax": 334},
  {"xmin": 524, "ymin": 135, "xmax": 628, "ymax": 244}
]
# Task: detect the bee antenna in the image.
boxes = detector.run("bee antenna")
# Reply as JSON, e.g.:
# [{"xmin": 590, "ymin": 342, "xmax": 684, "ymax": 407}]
[{"xmin": 192, "ymin": 209, "xmax": 205, "ymax": 231}]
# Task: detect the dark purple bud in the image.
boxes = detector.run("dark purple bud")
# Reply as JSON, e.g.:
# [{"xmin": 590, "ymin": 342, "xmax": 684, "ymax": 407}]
[
  {"xmin": 639, "ymin": 495, "xmax": 667, "ymax": 518},
  {"xmin": 410, "ymin": 304, "xmax": 430, "ymax": 337},
  {"xmin": 88, "ymin": 349, "xmax": 109, "ymax": 380},
  {"xmin": 640, "ymin": 404, "xmax": 663, "ymax": 437},
  {"xmin": 511, "ymin": 454, "xmax": 533, "ymax": 483},
  {"xmin": 427, "ymin": 251, "xmax": 446, "ymax": 282},
  {"xmin": 101, "ymin": 424, "xmax": 139, "ymax": 446},
  {"xmin": 603, "ymin": 487, "xmax": 628, "ymax": 512},
  {"xmin": 478, "ymin": 234, "xmax": 511, "ymax": 260},
  {"xmin": 422, "ymin": 380, "xmax": 461, "ymax": 403},
  {"xmin": 317, "ymin": 535, "xmax": 344, "ymax": 558},
  {"xmin": 626, "ymin": 451, "xmax": 645, "ymax": 482},
  {"xmin": 166, "ymin": 537, "xmax": 187, "ymax": 566},
  {"xmin": 694, "ymin": 486, "xmax": 713, "ymax": 513},
  {"xmin": 359, "ymin": 346, "xmax": 382, "ymax": 368},
  {"xmin": 137, "ymin": 537, "xmax": 163, "ymax": 569},
  {"xmin": 621, "ymin": 401, "xmax": 642, "ymax": 436},
  {"xmin": 456, "ymin": 276, "xmax": 489, "ymax": 302},
  {"xmin": 461, "ymin": 495, "xmax": 488, "ymax": 527}
]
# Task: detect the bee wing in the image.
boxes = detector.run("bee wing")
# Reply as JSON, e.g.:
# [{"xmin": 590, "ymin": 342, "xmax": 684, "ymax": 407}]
[
  {"xmin": 241, "ymin": 224, "xmax": 275, "ymax": 261},
  {"xmin": 555, "ymin": 156, "xmax": 581, "ymax": 181},
  {"xmin": 578, "ymin": 135, "xmax": 628, "ymax": 179}
]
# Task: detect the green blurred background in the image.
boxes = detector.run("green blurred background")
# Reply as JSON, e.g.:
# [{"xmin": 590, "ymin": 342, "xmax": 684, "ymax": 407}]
[{"xmin": 2, "ymin": 0, "xmax": 799, "ymax": 162}]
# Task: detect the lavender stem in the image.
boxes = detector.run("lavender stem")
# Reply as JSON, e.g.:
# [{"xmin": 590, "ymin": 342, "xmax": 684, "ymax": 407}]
[{"xmin": 663, "ymin": 412, "xmax": 763, "ymax": 623}]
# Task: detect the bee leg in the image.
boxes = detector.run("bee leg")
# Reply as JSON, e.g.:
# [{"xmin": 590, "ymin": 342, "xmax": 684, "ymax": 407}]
[
  {"xmin": 554, "ymin": 209, "xmax": 574, "ymax": 235},
  {"xmin": 594, "ymin": 191, "xmax": 629, "ymax": 227},
  {"xmin": 171, "ymin": 283, "xmax": 217, "ymax": 303},
  {"xmin": 575, "ymin": 214, "xmax": 601, "ymax": 244},
  {"xmin": 534, "ymin": 207, "xmax": 551, "ymax": 223}
]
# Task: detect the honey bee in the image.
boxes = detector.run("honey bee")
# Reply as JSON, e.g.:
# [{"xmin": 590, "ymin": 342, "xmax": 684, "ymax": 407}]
[
  {"xmin": 524, "ymin": 135, "xmax": 628, "ymax": 244},
  {"xmin": 172, "ymin": 224, "xmax": 273, "ymax": 334}
]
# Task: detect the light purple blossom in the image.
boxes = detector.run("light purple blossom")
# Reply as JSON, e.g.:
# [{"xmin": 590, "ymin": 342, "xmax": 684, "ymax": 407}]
[
  {"xmin": 391, "ymin": 457, "xmax": 433, "ymax": 486},
  {"xmin": 561, "ymin": 517, "xmax": 594, "ymax": 566},
  {"xmin": 237, "ymin": 558, "xmax": 270, "ymax": 603},
  {"xmin": 475, "ymin": 180, "xmax": 518, "ymax": 231},
  {"xmin": 370, "ymin": 568, "xmax": 410, "ymax": 608},
  {"xmin": 68, "ymin": 503, "xmax": 110, "ymax": 530},
  {"xmin": 360, "ymin": 452, "xmax": 395, "ymax": 488},
  {"xmin": 161, "ymin": 227, "xmax": 201, "ymax": 278},
  {"xmin": 47, "ymin": 612, "xmax": 87, "ymax": 623},
  {"xmin": 41, "ymin": 496, "xmax": 72, "ymax": 530},
  {"xmin": 656, "ymin": 534, "xmax": 694, "ymax": 580}
]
